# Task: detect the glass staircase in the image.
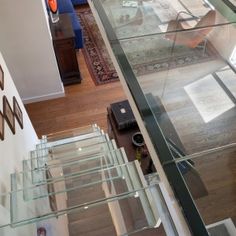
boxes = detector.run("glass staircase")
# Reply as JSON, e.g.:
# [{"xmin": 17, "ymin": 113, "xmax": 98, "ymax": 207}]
[{"xmin": 0, "ymin": 124, "xmax": 177, "ymax": 235}]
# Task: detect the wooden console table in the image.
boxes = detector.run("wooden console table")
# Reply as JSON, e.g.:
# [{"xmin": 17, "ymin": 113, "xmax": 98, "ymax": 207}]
[
  {"xmin": 49, "ymin": 13, "xmax": 81, "ymax": 85},
  {"xmin": 107, "ymin": 106, "xmax": 155, "ymax": 174}
]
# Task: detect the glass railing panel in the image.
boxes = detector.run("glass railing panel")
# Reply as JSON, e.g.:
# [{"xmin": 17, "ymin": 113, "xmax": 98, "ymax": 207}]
[
  {"xmin": 96, "ymin": 0, "xmax": 235, "ymax": 41},
  {"xmin": 45, "ymin": 124, "xmax": 99, "ymax": 142},
  {"xmin": 87, "ymin": 0, "xmax": 236, "ymax": 234},
  {"xmin": 90, "ymin": 0, "xmax": 236, "ymax": 160},
  {"xmin": 137, "ymin": 22, "xmax": 236, "ymax": 157},
  {"xmin": 172, "ymin": 145, "xmax": 236, "ymax": 233}
]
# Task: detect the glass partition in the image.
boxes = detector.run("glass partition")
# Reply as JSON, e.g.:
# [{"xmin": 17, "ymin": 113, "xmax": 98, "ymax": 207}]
[
  {"xmin": 174, "ymin": 144, "xmax": 236, "ymax": 232},
  {"xmin": 90, "ymin": 0, "xmax": 236, "ymax": 234}
]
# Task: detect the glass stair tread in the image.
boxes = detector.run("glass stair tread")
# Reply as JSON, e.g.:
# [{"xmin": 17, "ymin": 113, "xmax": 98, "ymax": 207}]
[
  {"xmin": 21, "ymin": 147, "xmax": 128, "ymax": 187},
  {"xmin": 37, "ymin": 128, "xmax": 104, "ymax": 150},
  {"xmin": 29, "ymin": 139, "xmax": 117, "ymax": 170},
  {"xmin": 67, "ymin": 194, "xmax": 160, "ymax": 236},
  {"xmin": 0, "ymin": 124, "xmax": 176, "ymax": 235},
  {"xmin": 33, "ymin": 133, "xmax": 110, "ymax": 159},
  {"xmin": 7, "ymin": 161, "xmax": 161, "ymax": 230},
  {"xmin": 12, "ymin": 155, "xmax": 134, "ymax": 201},
  {"xmin": 44, "ymin": 124, "xmax": 99, "ymax": 143},
  {"xmin": 9, "ymin": 184, "xmax": 160, "ymax": 229}
]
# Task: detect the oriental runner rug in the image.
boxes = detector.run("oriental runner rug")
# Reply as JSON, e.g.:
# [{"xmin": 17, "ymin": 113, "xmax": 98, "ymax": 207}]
[
  {"xmin": 76, "ymin": 7, "xmax": 119, "ymax": 85},
  {"xmin": 76, "ymin": 6, "xmax": 217, "ymax": 85}
]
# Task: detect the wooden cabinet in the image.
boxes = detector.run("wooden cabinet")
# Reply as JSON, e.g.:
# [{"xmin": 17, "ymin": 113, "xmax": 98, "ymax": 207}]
[
  {"xmin": 50, "ymin": 13, "xmax": 81, "ymax": 85},
  {"xmin": 107, "ymin": 106, "xmax": 154, "ymax": 174}
]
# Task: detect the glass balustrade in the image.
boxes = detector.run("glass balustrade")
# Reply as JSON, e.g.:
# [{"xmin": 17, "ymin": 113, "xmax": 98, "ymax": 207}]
[
  {"xmin": 89, "ymin": 0, "xmax": 236, "ymax": 234},
  {"xmin": 170, "ymin": 144, "xmax": 236, "ymax": 233}
]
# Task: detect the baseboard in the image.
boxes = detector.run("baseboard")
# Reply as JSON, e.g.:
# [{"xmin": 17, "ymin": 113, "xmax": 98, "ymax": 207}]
[{"xmin": 22, "ymin": 89, "xmax": 65, "ymax": 104}]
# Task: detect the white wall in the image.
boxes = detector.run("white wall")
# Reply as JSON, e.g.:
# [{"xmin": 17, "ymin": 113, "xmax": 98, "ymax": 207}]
[
  {"xmin": 0, "ymin": 52, "xmax": 38, "ymax": 235},
  {"xmin": 0, "ymin": 53, "xmax": 69, "ymax": 236},
  {"xmin": 0, "ymin": 0, "xmax": 64, "ymax": 103}
]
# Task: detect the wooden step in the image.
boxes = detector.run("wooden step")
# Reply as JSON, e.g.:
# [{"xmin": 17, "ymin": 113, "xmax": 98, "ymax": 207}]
[{"xmin": 68, "ymin": 211, "xmax": 115, "ymax": 236}]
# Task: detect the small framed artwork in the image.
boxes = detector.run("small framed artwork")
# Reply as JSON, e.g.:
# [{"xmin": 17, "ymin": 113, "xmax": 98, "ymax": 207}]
[
  {"xmin": 0, "ymin": 111, "xmax": 4, "ymax": 140},
  {"xmin": 3, "ymin": 96, "xmax": 15, "ymax": 134},
  {"xmin": 0, "ymin": 65, "xmax": 4, "ymax": 90},
  {"xmin": 13, "ymin": 96, "xmax": 23, "ymax": 129}
]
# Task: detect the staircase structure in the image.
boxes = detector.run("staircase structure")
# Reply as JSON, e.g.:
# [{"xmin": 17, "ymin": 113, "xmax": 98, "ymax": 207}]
[{"xmin": 0, "ymin": 124, "xmax": 177, "ymax": 235}]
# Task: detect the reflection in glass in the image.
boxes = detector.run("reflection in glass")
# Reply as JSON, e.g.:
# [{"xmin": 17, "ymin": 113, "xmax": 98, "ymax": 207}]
[
  {"xmin": 230, "ymin": 46, "xmax": 236, "ymax": 67},
  {"xmin": 175, "ymin": 146, "xmax": 236, "ymax": 230},
  {"xmin": 184, "ymin": 74, "xmax": 235, "ymax": 123},
  {"xmin": 86, "ymin": 0, "xmax": 236, "ymax": 234}
]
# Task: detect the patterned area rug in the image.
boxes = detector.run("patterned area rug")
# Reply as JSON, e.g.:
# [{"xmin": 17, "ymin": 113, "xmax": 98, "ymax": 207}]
[
  {"xmin": 122, "ymin": 37, "xmax": 217, "ymax": 76},
  {"xmin": 76, "ymin": 6, "xmax": 217, "ymax": 84},
  {"xmin": 76, "ymin": 7, "xmax": 119, "ymax": 85}
]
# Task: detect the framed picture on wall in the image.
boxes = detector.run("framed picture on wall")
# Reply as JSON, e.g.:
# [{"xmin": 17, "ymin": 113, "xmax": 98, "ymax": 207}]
[
  {"xmin": 0, "ymin": 65, "xmax": 4, "ymax": 90},
  {"xmin": 13, "ymin": 96, "xmax": 23, "ymax": 129},
  {"xmin": 3, "ymin": 96, "xmax": 15, "ymax": 134},
  {"xmin": 0, "ymin": 111, "xmax": 4, "ymax": 140}
]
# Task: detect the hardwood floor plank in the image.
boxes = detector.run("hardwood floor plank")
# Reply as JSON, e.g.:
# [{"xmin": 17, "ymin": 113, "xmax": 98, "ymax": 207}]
[{"xmin": 25, "ymin": 50, "xmax": 126, "ymax": 137}]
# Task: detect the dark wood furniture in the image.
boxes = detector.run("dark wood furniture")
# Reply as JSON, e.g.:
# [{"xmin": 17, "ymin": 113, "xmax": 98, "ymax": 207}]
[
  {"xmin": 107, "ymin": 106, "xmax": 154, "ymax": 174},
  {"xmin": 49, "ymin": 13, "xmax": 81, "ymax": 85},
  {"xmin": 108, "ymin": 97, "xmax": 208, "ymax": 199}
]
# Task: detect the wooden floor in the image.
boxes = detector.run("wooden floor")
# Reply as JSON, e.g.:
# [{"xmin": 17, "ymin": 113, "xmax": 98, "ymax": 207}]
[{"xmin": 25, "ymin": 50, "xmax": 126, "ymax": 138}]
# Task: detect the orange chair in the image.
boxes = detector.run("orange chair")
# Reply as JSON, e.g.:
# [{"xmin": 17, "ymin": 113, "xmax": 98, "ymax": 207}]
[{"xmin": 165, "ymin": 10, "xmax": 216, "ymax": 49}]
